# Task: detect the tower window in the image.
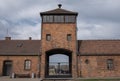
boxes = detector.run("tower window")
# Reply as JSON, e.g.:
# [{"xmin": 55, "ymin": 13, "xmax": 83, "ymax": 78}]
[
  {"xmin": 107, "ymin": 59, "xmax": 114, "ymax": 70},
  {"xmin": 24, "ymin": 60, "xmax": 31, "ymax": 70},
  {"xmin": 43, "ymin": 15, "xmax": 53, "ymax": 22},
  {"xmin": 67, "ymin": 34, "xmax": 71, "ymax": 41},
  {"xmin": 65, "ymin": 15, "xmax": 76, "ymax": 23},
  {"xmin": 42, "ymin": 15, "xmax": 76, "ymax": 23},
  {"xmin": 54, "ymin": 15, "xmax": 64, "ymax": 23},
  {"xmin": 46, "ymin": 34, "xmax": 51, "ymax": 41}
]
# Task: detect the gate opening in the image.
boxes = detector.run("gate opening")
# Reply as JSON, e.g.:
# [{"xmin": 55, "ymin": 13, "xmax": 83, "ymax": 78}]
[{"xmin": 45, "ymin": 48, "xmax": 72, "ymax": 78}]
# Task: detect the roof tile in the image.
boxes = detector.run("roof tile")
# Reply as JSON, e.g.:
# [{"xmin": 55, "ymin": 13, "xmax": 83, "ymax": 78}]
[
  {"xmin": 0, "ymin": 40, "xmax": 41, "ymax": 56},
  {"xmin": 78, "ymin": 40, "xmax": 120, "ymax": 55}
]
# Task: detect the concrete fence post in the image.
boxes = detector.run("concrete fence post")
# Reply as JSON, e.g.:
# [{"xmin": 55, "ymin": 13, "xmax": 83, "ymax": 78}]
[
  {"xmin": 31, "ymin": 73, "xmax": 34, "ymax": 78},
  {"xmin": 11, "ymin": 73, "xmax": 15, "ymax": 78}
]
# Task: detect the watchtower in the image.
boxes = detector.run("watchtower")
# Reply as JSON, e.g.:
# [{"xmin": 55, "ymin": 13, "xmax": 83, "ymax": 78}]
[{"xmin": 40, "ymin": 4, "xmax": 78, "ymax": 78}]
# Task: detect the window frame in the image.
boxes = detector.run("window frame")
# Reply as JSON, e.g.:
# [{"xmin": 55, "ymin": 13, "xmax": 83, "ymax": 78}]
[
  {"xmin": 65, "ymin": 15, "xmax": 76, "ymax": 23},
  {"xmin": 46, "ymin": 34, "xmax": 51, "ymax": 41},
  {"xmin": 43, "ymin": 15, "xmax": 53, "ymax": 23},
  {"xmin": 67, "ymin": 34, "xmax": 72, "ymax": 41},
  {"xmin": 107, "ymin": 59, "xmax": 114, "ymax": 70},
  {"xmin": 24, "ymin": 60, "xmax": 31, "ymax": 70},
  {"xmin": 54, "ymin": 15, "xmax": 64, "ymax": 23},
  {"xmin": 42, "ymin": 15, "xmax": 76, "ymax": 23}
]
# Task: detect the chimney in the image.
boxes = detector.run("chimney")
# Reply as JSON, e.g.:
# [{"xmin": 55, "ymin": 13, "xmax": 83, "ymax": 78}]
[
  {"xmin": 29, "ymin": 37, "xmax": 32, "ymax": 40},
  {"xmin": 5, "ymin": 37, "xmax": 11, "ymax": 40}
]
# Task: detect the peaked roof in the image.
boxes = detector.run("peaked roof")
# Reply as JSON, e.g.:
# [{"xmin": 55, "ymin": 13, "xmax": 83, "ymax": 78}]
[
  {"xmin": 78, "ymin": 40, "xmax": 120, "ymax": 56},
  {"xmin": 0, "ymin": 40, "xmax": 41, "ymax": 56},
  {"xmin": 40, "ymin": 6, "xmax": 78, "ymax": 15}
]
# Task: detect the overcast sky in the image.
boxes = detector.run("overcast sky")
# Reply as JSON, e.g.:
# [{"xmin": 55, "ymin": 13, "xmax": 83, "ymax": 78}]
[{"xmin": 0, "ymin": 0, "xmax": 120, "ymax": 40}]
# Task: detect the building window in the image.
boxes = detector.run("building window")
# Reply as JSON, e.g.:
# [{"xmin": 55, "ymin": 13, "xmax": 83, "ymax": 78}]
[
  {"xmin": 42, "ymin": 15, "xmax": 76, "ymax": 23},
  {"xmin": 43, "ymin": 15, "xmax": 53, "ymax": 23},
  {"xmin": 85, "ymin": 59, "xmax": 89, "ymax": 64},
  {"xmin": 65, "ymin": 15, "xmax": 76, "ymax": 23},
  {"xmin": 107, "ymin": 59, "xmax": 114, "ymax": 70},
  {"xmin": 67, "ymin": 34, "xmax": 71, "ymax": 41},
  {"xmin": 54, "ymin": 15, "xmax": 64, "ymax": 23},
  {"xmin": 24, "ymin": 60, "xmax": 31, "ymax": 70},
  {"xmin": 46, "ymin": 34, "xmax": 51, "ymax": 41}
]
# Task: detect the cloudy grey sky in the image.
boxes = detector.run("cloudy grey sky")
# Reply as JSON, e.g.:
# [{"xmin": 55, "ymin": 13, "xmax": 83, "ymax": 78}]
[{"xmin": 0, "ymin": 0, "xmax": 120, "ymax": 40}]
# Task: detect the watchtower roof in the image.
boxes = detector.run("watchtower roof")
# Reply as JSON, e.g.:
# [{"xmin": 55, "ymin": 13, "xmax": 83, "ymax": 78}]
[{"xmin": 40, "ymin": 4, "xmax": 78, "ymax": 15}]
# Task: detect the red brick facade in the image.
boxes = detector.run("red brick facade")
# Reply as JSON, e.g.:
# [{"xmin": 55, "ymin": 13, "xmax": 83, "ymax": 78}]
[
  {"xmin": 40, "ymin": 23, "xmax": 77, "ymax": 78},
  {"xmin": 0, "ymin": 56, "xmax": 39, "ymax": 77},
  {"xmin": 77, "ymin": 56, "xmax": 120, "ymax": 77},
  {"xmin": 0, "ymin": 5, "xmax": 120, "ymax": 79}
]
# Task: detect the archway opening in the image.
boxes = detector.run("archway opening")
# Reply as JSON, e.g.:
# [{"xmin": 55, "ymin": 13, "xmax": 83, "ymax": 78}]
[{"xmin": 45, "ymin": 48, "xmax": 72, "ymax": 78}]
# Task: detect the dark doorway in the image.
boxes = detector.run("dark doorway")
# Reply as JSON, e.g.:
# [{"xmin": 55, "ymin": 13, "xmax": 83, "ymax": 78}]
[
  {"xmin": 45, "ymin": 48, "xmax": 72, "ymax": 78},
  {"xmin": 3, "ymin": 60, "xmax": 13, "ymax": 76}
]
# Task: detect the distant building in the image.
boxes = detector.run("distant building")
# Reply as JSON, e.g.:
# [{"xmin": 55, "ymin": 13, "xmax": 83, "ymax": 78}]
[{"xmin": 0, "ymin": 4, "xmax": 120, "ymax": 79}]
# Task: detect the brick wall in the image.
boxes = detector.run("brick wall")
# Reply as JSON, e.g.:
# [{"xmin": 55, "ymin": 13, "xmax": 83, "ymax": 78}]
[
  {"xmin": 41, "ymin": 23, "xmax": 77, "ymax": 78},
  {"xmin": 78, "ymin": 56, "xmax": 120, "ymax": 78},
  {"xmin": 0, "ymin": 56, "xmax": 39, "ymax": 76}
]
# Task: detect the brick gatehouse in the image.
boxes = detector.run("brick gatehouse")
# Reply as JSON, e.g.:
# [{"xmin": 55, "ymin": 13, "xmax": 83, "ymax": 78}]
[{"xmin": 0, "ymin": 4, "xmax": 120, "ymax": 79}]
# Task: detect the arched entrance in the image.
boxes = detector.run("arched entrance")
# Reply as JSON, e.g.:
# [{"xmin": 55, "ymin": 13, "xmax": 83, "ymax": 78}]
[{"xmin": 45, "ymin": 48, "xmax": 72, "ymax": 78}]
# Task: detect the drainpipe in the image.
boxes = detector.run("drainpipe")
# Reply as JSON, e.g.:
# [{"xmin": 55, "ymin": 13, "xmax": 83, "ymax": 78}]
[
  {"xmin": 38, "ymin": 51, "xmax": 41, "ymax": 78},
  {"xmin": 79, "ymin": 54, "xmax": 82, "ymax": 77}
]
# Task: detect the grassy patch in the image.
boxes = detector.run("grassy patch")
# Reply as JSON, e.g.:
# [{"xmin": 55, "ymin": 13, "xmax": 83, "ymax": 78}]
[{"xmin": 75, "ymin": 79, "xmax": 120, "ymax": 81}]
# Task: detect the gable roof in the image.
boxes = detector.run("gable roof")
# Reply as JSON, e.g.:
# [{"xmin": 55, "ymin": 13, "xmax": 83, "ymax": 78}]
[
  {"xmin": 1, "ymin": 39, "xmax": 120, "ymax": 56},
  {"xmin": 0, "ymin": 40, "xmax": 41, "ymax": 56},
  {"xmin": 78, "ymin": 40, "xmax": 120, "ymax": 56},
  {"xmin": 40, "ymin": 8, "xmax": 78, "ymax": 15}
]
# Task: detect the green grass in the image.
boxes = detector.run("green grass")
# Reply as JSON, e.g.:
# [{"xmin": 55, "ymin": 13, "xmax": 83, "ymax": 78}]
[
  {"xmin": 75, "ymin": 79, "xmax": 120, "ymax": 81},
  {"xmin": 79, "ymin": 79, "xmax": 120, "ymax": 81}
]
